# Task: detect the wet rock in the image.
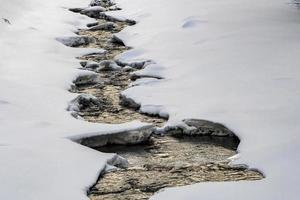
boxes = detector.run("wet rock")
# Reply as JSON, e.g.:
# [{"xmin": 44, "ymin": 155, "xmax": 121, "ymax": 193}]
[
  {"xmin": 97, "ymin": 60, "xmax": 121, "ymax": 72},
  {"xmin": 57, "ymin": 36, "xmax": 95, "ymax": 47},
  {"xmin": 88, "ymin": 22, "xmax": 116, "ymax": 31},
  {"xmin": 77, "ymin": 124, "xmax": 154, "ymax": 148},
  {"xmin": 67, "ymin": 94, "xmax": 103, "ymax": 112},
  {"xmin": 119, "ymin": 94, "xmax": 141, "ymax": 110},
  {"xmin": 81, "ymin": 6, "xmax": 106, "ymax": 18}
]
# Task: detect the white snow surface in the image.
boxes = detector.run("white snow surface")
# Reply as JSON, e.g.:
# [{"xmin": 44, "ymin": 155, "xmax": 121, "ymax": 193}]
[
  {"xmin": 1, "ymin": 0, "xmax": 300, "ymax": 199},
  {"xmin": 0, "ymin": 0, "xmax": 150, "ymax": 200},
  {"xmin": 112, "ymin": 0, "xmax": 300, "ymax": 199}
]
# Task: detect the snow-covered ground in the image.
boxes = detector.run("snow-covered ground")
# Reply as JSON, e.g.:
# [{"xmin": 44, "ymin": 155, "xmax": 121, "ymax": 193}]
[{"xmin": 1, "ymin": 0, "xmax": 300, "ymax": 199}]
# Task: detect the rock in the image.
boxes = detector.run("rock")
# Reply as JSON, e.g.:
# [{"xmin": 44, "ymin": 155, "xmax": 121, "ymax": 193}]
[
  {"xmin": 57, "ymin": 36, "xmax": 94, "ymax": 47},
  {"xmin": 69, "ymin": 8, "xmax": 84, "ymax": 13},
  {"xmin": 80, "ymin": 61, "xmax": 100, "ymax": 70},
  {"xmin": 130, "ymin": 73, "xmax": 163, "ymax": 81},
  {"xmin": 67, "ymin": 94, "xmax": 103, "ymax": 112},
  {"xmin": 115, "ymin": 59, "xmax": 152, "ymax": 69},
  {"xmin": 87, "ymin": 22, "xmax": 99, "ymax": 27},
  {"xmin": 107, "ymin": 154, "xmax": 129, "ymax": 169},
  {"xmin": 77, "ymin": 124, "xmax": 154, "ymax": 148},
  {"xmin": 97, "ymin": 60, "xmax": 121, "ymax": 71},
  {"xmin": 122, "ymin": 66, "xmax": 135, "ymax": 72},
  {"xmin": 88, "ymin": 22, "xmax": 116, "ymax": 31},
  {"xmin": 163, "ymin": 119, "xmax": 235, "ymax": 137},
  {"xmin": 107, "ymin": 5, "xmax": 122, "ymax": 11},
  {"xmin": 81, "ymin": 6, "xmax": 106, "ymax": 18},
  {"xmin": 119, "ymin": 94, "xmax": 141, "ymax": 110},
  {"xmin": 90, "ymin": 0, "xmax": 115, "ymax": 7},
  {"xmin": 73, "ymin": 73, "xmax": 99, "ymax": 87},
  {"xmin": 110, "ymin": 35, "xmax": 125, "ymax": 46},
  {"xmin": 125, "ymin": 19, "xmax": 136, "ymax": 25},
  {"xmin": 183, "ymin": 119, "xmax": 235, "ymax": 136}
]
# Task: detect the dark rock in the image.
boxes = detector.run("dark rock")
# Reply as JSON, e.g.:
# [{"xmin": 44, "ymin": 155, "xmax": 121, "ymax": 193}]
[
  {"xmin": 130, "ymin": 73, "xmax": 163, "ymax": 81},
  {"xmin": 87, "ymin": 22, "xmax": 99, "ymax": 28},
  {"xmin": 119, "ymin": 94, "xmax": 141, "ymax": 110},
  {"xmin": 110, "ymin": 35, "xmax": 125, "ymax": 46},
  {"xmin": 69, "ymin": 8, "xmax": 84, "ymax": 13}
]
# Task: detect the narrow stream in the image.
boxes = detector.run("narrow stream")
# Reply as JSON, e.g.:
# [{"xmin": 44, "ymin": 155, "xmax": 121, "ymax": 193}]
[{"xmin": 62, "ymin": 1, "xmax": 264, "ymax": 200}]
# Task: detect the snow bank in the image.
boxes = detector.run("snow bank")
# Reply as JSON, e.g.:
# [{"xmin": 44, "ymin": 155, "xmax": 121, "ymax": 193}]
[
  {"xmin": 0, "ymin": 0, "xmax": 148, "ymax": 200},
  {"xmin": 108, "ymin": 0, "xmax": 300, "ymax": 199}
]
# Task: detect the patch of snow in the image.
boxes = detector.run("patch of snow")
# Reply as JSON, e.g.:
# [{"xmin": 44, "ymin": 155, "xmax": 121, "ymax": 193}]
[{"xmin": 0, "ymin": 0, "xmax": 148, "ymax": 200}]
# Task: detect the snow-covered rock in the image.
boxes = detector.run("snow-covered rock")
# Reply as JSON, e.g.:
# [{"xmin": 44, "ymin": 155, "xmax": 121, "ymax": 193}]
[
  {"xmin": 88, "ymin": 22, "xmax": 116, "ymax": 31},
  {"xmin": 162, "ymin": 119, "xmax": 235, "ymax": 137},
  {"xmin": 97, "ymin": 60, "xmax": 121, "ymax": 71},
  {"xmin": 56, "ymin": 36, "xmax": 94, "ymax": 47},
  {"xmin": 67, "ymin": 94, "xmax": 103, "ymax": 112},
  {"xmin": 80, "ymin": 6, "xmax": 106, "ymax": 18},
  {"xmin": 90, "ymin": 0, "xmax": 115, "ymax": 7}
]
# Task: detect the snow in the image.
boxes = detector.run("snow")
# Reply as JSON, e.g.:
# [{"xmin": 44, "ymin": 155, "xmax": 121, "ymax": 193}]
[
  {"xmin": 0, "ymin": 0, "xmax": 148, "ymax": 200},
  {"xmin": 1, "ymin": 0, "xmax": 300, "ymax": 200}
]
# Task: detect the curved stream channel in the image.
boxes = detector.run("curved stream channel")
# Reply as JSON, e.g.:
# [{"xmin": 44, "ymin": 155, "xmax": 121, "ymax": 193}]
[{"xmin": 63, "ymin": 1, "xmax": 263, "ymax": 199}]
